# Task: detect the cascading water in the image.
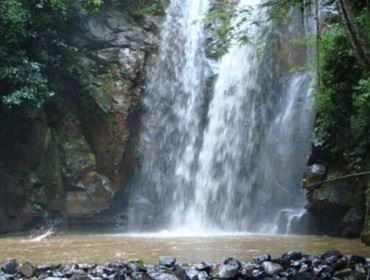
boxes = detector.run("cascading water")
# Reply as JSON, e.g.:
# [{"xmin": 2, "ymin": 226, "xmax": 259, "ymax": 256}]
[
  {"xmin": 124, "ymin": 0, "xmax": 211, "ymax": 230},
  {"xmin": 124, "ymin": 0, "xmax": 314, "ymax": 233}
]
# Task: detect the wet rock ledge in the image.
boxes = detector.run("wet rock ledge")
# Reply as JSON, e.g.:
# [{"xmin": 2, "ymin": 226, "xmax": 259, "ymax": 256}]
[{"xmin": 1, "ymin": 251, "xmax": 370, "ymax": 280}]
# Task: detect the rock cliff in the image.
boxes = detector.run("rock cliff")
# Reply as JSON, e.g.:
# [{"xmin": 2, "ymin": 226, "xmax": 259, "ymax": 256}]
[{"xmin": 0, "ymin": 3, "xmax": 160, "ymax": 232}]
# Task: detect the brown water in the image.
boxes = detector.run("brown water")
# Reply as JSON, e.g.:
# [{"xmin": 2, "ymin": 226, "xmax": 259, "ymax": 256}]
[{"xmin": 0, "ymin": 234, "xmax": 368, "ymax": 264}]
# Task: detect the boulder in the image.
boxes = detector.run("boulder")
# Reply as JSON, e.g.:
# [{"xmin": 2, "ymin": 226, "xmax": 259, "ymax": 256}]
[
  {"xmin": 306, "ymin": 173, "xmax": 365, "ymax": 237},
  {"xmin": 1, "ymin": 259, "xmax": 18, "ymax": 274},
  {"xmin": 18, "ymin": 261, "xmax": 37, "ymax": 278}
]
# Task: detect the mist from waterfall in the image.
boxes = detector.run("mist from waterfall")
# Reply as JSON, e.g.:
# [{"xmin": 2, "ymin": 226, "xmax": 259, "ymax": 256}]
[{"xmin": 124, "ymin": 0, "xmax": 314, "ymax": 233}]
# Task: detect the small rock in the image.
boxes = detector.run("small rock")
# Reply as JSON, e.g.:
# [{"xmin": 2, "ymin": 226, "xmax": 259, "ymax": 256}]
[
  {"xmin": 324, "ymin": 256, "xmax": 338, "ymax": 265},
  {"xmin": 77, "ymin": 264, "xmax": 95, "ymax": 272},
  {"xmin": 299, "ymin": 264, "xmax": 309, "ymax": 273},
  {"xmin": 185, "ymin": 267, "xmax": 198, "ymax": 280},
  {"xmin": 71, "ymin": 274, "xmax": 91, "ymax": 280},
  {"xmin": 281, "ymin": 251, "xmax": 302, "ymax": 262},
  {"xmin": 52, "ymin": 270, "xmax": 66, "ymax": 278},
  {"xmin": 321, "ymin": 250, "xmax": 342, "ymax": 260},
  {"xmin": 280, "ymin": 251, "xmax": 302, "ymax": 267},
  {"xmin": 291, "ymin": 271, "xmax": 313, "ymax": 280},
  {"xmin": 348, "ymin": 255, "xmax": 365, "ymax": 266},
  {"xmin": 223, "ymin": 257, "xmax": 241, "ymax": 270},
  {"xmin": 330, "ymin": 257, "xmax": 347, "ymax": 271},
  {"xmin": 103, "ymin": 267, "xmax": 116, "ymax": 275},
  {"xmin": 354, "ymin": 263, "xmax": 367, "ymax": 279},
  {"xmin": 149, "ymin": 273, "xmax": 179, "ymax": 280},
  {"xmin": 253, "ymin": 255, "xmax": 271, "ymax": 264},
  {"xmin": 262, "ymin": 261, "xmax": 284, "ymax": 275},
  {"xmin": 18, "ymin": 261, "xmax": 37, "ymax": 278},
  {"xmin": 315, "ymin": 265, "xmax": 333, "ymax": 279},
  {"xmin": 240, "ymin": 264, "xmax": 254, "ymax": 279},
  {"xmin": 292, "ymin": 260, "xmax": 301, "ymax": 269},
  {"xmin": 218, "ymin": 264, "xmax": 239, "ymax": 279},
  {"xmin": 1, "ymin": 259, "xmax": 18, "ymax": 275},
  {"xmin": 252, "ymin": 269, "xmax": 267, "ymax": 280},
  {"xmin": 174, "ymin": 265, "xmax": 187, "ymax": 280},
  {"xmin": 197, "ymin": 271, "xmax": 208, "ymax": 280},
  {"xmin": 37, "ymin": 264, "xmax": 56, "ymax": 272},
  {"xmin": 194, "ymin": 262, "xmax": 211, "ymax": 273},
  {"xmin": 333, "ymin": 268, "xmax": 353, "ymax": 277},
  {"xmin": 108, "ymin": 272, "xmax": 121, "ymax": 280},
  {"xmin": 159, "ymin": 257, "xmax": 176, "ymax": 268}
]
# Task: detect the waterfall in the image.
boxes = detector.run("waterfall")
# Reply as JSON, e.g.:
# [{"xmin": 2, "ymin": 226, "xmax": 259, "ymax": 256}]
[{"xmin": 124, "ymin": 0, "xmax": 314, "ymax": 233}]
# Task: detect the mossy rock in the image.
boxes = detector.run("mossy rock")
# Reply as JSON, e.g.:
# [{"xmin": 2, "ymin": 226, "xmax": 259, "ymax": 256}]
[
  {"xmin": 311, "ymin": 179, "xmax": 353, "ymax": 207},
  {"xmin": 62, "ymin": 136, "xmax": 96, "ymax": 181}
]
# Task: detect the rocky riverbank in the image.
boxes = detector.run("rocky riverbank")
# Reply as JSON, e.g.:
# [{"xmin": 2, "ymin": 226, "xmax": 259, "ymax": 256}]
[{"xmin": 1, "ymin": 251, "xmax": 369, "ymax": 280}]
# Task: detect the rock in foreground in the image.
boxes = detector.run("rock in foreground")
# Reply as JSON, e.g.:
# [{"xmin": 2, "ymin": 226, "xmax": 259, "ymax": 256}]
[{"xmin": 1, "ymin": 251, "xmax": 369, "ymax": 280}]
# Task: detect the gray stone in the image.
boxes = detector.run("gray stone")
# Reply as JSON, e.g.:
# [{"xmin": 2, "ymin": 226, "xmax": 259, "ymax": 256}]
[
  {"xmin": 185, "ymin": 267, "xmax": 199, "ymax": 280},
  {"xmin": 322, "ymin": 250, "xmax": 342, "ymax": 260},
  {"xmin": 1, "ymin": 259, "xmax": 18, "ymax": 275},
  {"xmin": 159, "ymin": 256, "xmax": 176, "ymax": 268},
  {"xmin": 149, "ymin": 273, "xmax": 179, "ymax": 280},
  {"xmin": 281, "ymin": 251, "xmax": 302, "ymax": 262},
  {"xmin": 262, "ymin": 261, "xmax": 284, "ymax": 275},
  {"xmin": 18, "ymin": 261, "xmax": 37, "ymax": 278},
  {"xmin": 218, "ymin": 264, "xmax": 239, "ymax": 279}
]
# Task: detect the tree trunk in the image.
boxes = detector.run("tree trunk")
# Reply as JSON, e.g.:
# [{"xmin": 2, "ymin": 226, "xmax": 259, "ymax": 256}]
[
  {"xmin": 337, "ymin": 0, "xmax": 370, "ymax": 70},
  {"xmin": 315, "ymin": 0, "xmax": 321, "ymax": 88}
]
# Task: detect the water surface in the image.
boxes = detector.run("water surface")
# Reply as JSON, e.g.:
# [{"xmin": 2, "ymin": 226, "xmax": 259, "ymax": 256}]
[{"xmin": 0, "ymin": 234, "xmax": 368, "ymax": 264}]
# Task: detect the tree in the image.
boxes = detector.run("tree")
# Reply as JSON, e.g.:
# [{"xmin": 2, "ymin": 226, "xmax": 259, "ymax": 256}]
[{"xmin": 337, "ymin": 0, "xmax": 370, "ymax": 70}]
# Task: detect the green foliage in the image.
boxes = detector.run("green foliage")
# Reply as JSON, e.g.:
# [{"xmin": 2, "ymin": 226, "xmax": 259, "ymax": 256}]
[
  {"xmin": 31, "ymin": 202, "xmax": 44, "ymax": 212},
  {"xmin": 0, "ymin": 0, "xmax": 30, "ymax": 43},
  {"xmin": 204, "ymin": 0, "xmax": 234, "ymax": 55},
  {"xmin": 0, "ymin": 0, "xmax": 103, "ymax": 108},
  {"xmin": 129, "ymin": 259, "xmax": 145, "ymax": 266},
  {"xmin": 110, "ymin": 0, "xmax": 163, "ymax": 16},
  {"xmin": 0, "ymin": 58, "xmax": 54, "ymax": 108},
  {"xmin": 204, "ymin": 1, "xmax": 259, "ymax": 57},
  {"xmin": 204, "ymin": 0, "xmax": 311, "ymax": 57},
  {"xmin": 129, "ymin": 2, "xmax": 162, "ymax": 16},
  {"xmin": 314, "ymin": 11, "xmax": 370, "ymax": 170}
]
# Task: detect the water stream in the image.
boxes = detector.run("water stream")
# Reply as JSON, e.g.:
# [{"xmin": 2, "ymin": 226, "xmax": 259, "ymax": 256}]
[{"xmin": 124, "ymin": 0, "xmax": 314, "ymax": 233}]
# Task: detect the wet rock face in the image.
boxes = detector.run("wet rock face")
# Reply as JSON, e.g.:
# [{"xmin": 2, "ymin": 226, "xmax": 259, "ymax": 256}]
[
  {"xmin": 0, "ymin": 4, "xmax": 160, "ymax": 232},
  {"xmin": 65, "ymin": 171, "xmax": 113, "ymax": 218},
  {"xmin": 1, "ymin": 251, "xmax": 369, "ymax": 280}
]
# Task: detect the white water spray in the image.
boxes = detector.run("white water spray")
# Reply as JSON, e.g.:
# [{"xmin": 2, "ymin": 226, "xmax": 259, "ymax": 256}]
[{"xmin": 125, "ymin": 0, "xmax": 314, "ymax": 234}]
